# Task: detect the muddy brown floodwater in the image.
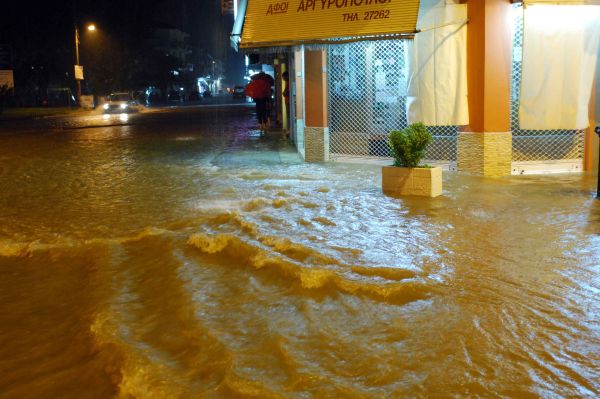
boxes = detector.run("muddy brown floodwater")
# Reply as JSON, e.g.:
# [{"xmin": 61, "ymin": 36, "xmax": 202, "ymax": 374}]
[{"xmin": 1, "ymin": 107, "xmax": 599, "ymax": 398}]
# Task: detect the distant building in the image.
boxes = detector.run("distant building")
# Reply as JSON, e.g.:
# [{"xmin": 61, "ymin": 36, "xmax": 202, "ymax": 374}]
[
  {"xmin": 191, "ymin": 49, "xmax": 225, "ymax": 94},
  {"xmin": 151, "ymin": 26, "xmax": 192, "ymax": 65}
]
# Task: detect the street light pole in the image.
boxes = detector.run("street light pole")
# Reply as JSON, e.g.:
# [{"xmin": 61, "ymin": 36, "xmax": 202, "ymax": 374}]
[{"xmin": 73, "ymin": 23, "xmax": 96, "ymax": 107}]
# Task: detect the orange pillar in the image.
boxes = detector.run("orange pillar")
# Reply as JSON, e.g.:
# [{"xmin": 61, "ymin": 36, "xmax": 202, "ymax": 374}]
[
  {"xmin": 457, "ymin": 0, "xmax": 513, "ymax": 176},
  {"xmin": 303, "ymin": 49, "xmax": 329, "ymax": 162}
]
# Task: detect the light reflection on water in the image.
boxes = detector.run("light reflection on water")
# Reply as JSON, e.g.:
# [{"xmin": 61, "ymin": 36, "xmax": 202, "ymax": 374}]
[{"xmin": 0, "ymin": 112, "xmax": 599, "ymax": 398}]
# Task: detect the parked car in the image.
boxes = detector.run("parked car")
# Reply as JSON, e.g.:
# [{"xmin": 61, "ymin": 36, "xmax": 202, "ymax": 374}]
[
  {"xmin": 103, "ymin": 92, "xmax": 139, "ymax": 113},
  {"xmin": 232, "ymin": 86, "xmax": 246, "ymax": 99}
]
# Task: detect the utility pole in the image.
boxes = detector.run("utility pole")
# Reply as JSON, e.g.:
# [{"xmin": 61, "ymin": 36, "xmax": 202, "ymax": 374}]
[{"xmin": 73, "ymin": 23, "xmax": 95, "ymax": 106}]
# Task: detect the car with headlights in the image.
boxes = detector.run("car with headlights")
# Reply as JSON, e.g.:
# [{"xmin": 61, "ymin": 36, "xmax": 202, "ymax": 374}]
[
  {"xmin": 103, "ymin": 92, "xmax": 139, "ymax": 113},
  {"xmin": 232, "ymin": 86, "xmax": 246, "ymax": 99}
]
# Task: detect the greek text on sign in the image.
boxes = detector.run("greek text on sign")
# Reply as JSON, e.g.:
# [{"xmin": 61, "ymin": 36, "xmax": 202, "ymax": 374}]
[
  {"xmin": 296, "ymin": 0, "xmax": 391, "ymax": 12},
  {"xmin": 266, "ymin": 2, "xmax": 289, "ymax": 14},
  {"xmin": 242, "ymin": 0, "xmax": 419, "ymax": 48}
]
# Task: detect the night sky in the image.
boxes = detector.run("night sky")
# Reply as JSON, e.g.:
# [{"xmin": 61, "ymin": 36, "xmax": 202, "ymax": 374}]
[{"xmin": 2, "ymin": 0, "xmax": 244, "ymax": 95}]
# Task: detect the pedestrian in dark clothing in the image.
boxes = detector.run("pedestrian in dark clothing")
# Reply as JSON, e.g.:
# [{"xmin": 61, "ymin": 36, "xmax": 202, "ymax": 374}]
[
  {"xmin": 255, "ymin": 97, "xmax": 270, "ymax": 131},
  {"xmin": 245, "ymin": 73, "xmax": 273, "ymax": 132}
]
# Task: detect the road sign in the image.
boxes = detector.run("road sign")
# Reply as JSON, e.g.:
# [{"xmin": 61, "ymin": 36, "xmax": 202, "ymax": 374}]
[
  {"xmin": 74, "ymin": 65, "xmax": 84, "ymax": 80},
  {"xmin": 0, "ymin": 70, "xmax": 14, "ymax": 88}
]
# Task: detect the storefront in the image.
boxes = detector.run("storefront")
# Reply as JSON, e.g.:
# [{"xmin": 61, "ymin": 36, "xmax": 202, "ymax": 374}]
[{"xmin": 232, "ymin": 0, "xmax": 600, "ymax": 176}]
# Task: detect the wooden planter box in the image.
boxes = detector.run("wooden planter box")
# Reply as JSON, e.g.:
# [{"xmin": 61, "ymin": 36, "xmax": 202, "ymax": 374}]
[{"xmin": 382, "ymin": 166, "xmax": 443, "ymax": 197}]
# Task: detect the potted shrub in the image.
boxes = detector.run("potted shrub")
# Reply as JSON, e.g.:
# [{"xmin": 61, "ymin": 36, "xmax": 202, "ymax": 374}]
[{"xmin": 382, "ymin": 122, "xmax": 442, "ymax": 197}]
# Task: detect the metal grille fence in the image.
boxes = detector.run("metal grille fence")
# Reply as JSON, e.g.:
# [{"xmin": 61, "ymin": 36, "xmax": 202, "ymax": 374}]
[
  {"xmin": 510, "ymin": 4, "xmax": 584, "ymax": 162},
  {"xmin": 327, "ymin": 40, "xmax": 458, "ymax": 163},
  {"xmin": 326, "ymin": 7, "xmax": 584, "ymax": 166}
]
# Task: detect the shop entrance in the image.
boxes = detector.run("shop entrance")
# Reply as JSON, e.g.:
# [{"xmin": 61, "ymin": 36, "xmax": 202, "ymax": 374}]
[
  {"xmin": 327, "ymin": 39, "xmax": 458, "ymax": 166},
  {"xmin": 510, "ymin": 4, "xmax": 585, "ymax": 174}
]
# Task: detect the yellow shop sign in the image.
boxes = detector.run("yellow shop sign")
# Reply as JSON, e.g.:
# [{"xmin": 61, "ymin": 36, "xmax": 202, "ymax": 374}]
[{"xmin": 240, "ymin": 0, "xmax": 421, "ymax": 48}]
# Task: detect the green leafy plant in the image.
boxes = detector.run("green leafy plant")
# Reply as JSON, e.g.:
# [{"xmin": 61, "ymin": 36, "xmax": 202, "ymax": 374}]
[{"xmin": 388, "ymin": 122, "xmax": 432, "ymax": 168}]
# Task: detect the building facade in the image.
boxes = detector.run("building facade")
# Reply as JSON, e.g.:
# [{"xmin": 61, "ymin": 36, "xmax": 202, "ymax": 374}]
[{"xmin": 233, "ymin": 0, "xmax": 600, "ymax": 176}]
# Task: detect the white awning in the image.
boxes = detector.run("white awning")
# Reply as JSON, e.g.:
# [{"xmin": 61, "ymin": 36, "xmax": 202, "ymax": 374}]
[{"xmin": 230, "ymin": 0, "xmax": 247, "ymax": 51}]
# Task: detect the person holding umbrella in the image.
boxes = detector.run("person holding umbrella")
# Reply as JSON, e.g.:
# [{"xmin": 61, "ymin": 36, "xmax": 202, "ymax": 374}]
[
  {"xmin": 245, "ymin": 72, "xmax": 274, "ymax": 132},
  {"xmin": 251, "ymin": 71, "xmax": 275, "ymax": 86}
]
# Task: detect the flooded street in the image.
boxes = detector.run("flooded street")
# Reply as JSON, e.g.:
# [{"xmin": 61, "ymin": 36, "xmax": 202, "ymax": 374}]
[{"xmin": 1, "ymin": 106, "xmax": 599, "ymax": 398}]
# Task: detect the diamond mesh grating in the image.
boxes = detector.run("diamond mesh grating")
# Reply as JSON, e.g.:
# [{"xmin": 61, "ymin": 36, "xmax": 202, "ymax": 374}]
[
  {"xmin": 326, "ymin": 7, "xmax": 584, "ymax": 165},
  {"xmin": 510, "ymin": 4, "xmax": 584, "ymax": 162},
  {"xmin": 327, "ymin": 40, "xmax": 457, "ymax": 163}
]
